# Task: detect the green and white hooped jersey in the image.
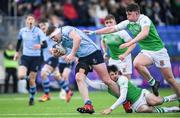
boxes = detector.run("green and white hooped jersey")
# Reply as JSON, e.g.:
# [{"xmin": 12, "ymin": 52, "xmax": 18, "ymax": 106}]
[
  {"xmin": 101, "ymin": 30, "xmax": 132, "ymax": 60},
  {"xmin": 108, "ymin": 76, "xmax": 142, "ymax": 104},
  {"xmin": 115, "ymin": 14, "xmax": 164, "ymax": 51}
]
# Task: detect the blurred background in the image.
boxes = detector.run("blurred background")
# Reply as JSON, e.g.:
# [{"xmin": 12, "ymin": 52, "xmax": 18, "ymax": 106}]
[{"xmin": 0, "ymin": 0, "xmax": 180, "ymax": 93}]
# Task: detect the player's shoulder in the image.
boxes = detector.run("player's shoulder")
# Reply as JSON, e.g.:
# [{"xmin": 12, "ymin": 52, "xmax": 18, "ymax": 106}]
[
  {"xmin": 19, "ymin": 27, "xmax": 27, "ymax": 32},
  {"xmin": 117, "ymin": 75, "xmax": 128, "ymax": 83},
  {"xmin": 138, "ymin": 14, "xmax": 151, "ymax": 22}
]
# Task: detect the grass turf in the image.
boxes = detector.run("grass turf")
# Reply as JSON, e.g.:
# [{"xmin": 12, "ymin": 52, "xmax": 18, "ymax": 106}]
[{"xmin": 0, "ymin": 88, "xmax": 179, "ymax": 118}]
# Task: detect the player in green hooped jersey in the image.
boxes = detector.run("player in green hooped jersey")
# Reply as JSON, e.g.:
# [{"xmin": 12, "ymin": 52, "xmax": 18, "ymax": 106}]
[
  {"xmin": 101, "ymin": 14, "xmax": 136, "ymax": 80},
  {"xmin": 85, "ymin": 65, "xmax": 180, "ymax": 114},
  {"xmin": 85, "ymin": 3, "xmax": 180, "ymax": 101}
]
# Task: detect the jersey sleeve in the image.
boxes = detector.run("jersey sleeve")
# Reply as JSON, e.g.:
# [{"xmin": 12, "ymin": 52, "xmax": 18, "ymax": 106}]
[
  {"xmin": 38, "ymin": 28, "xmax": 46, "ymax": 42},
  {"xmin": 139, "ymin": 15, "xmax": 151, "ymax": 28},
  {"xmin": 115, "ymin": 20, "xmax": 129, "ymax": 31},
  {"xmin": 118, "ymin": 30, "xmax": 133, "ymax": 42},
  {"xmin": 117, "ymin": 76, "xmax": 128, "ymax": 89},
  {"xmin": 110, "ymin": 76, "xmax": 129, "ymax": 110},
  {"xmin": 17, "ymin": 29, "xmax": 23, "ymax": 40},
  {"xmin": 62, "ymin": 26, "xmax": 75, "ymax": 37},
  {"xmin": 85, "ymin": 77, "xmax": 108, "ymax": 90}
]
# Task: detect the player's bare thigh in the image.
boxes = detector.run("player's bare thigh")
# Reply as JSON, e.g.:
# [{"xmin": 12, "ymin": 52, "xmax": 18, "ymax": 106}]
[
  {"xmin": 62, "ymin": 67, "xmax": 71, "ymax": 80},
  {"xmin": 145, "ymin": 92, "xmax": 163, "ymax": 106},
  {"xmin": 133, "ymin": 53, "xmax": 153, "ymax": 67},
  {"xmin": 18, "ymin": 66, "xmax": 27, "ymax": 79},
  {"xmin": 93, "ymin": 63, "xmax": 111, "ymax": 82}
]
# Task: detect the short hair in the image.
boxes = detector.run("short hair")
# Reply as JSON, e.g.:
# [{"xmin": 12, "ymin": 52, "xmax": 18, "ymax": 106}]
[
  {"xmin": 46, "ymin": 25, "xmax": 56, "ymax": 36},
  {"xmin": 39, "ymin": 18, "xmax": 48, "ymax": 24},
  {"xmin": 126, "ymin": 3, "xmax": 140, "ymax": 13},
  {"xmin": 105, "ymin": 14, "xmax": 115, "ymax": 21},
  {"xmin": 25, "ymin": 14, "xmax": 35, "ymax": 19},
  {"xmin": 107, "ymin": 65, "xmax": 118, "ymax": 73}
]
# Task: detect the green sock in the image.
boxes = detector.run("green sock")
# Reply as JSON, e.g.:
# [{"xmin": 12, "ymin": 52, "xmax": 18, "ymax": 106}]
[
  {"xmin": 163, "ymin": 97, "xmax": 169, "ymax": 103},
  {"xmin": 154, "ymin": 107, "xmax": 165, "ymax": 113},
  {"xmin": 148, "ymin": 78, "xmax": 155, "ymax": 86}
]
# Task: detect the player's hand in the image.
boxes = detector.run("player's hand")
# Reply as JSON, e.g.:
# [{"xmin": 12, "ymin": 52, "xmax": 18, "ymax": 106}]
[
  {"xmin": 51, "ymin": 48, "xmax": 64, "ymax": 57},
  {"xmin": 103, "ymin": 53, "xmax": 109, "ymax": 62},
  {"xmin": 33, "ymin": 44, "xmax": 41, "ymax": 50},
  {"xmin": 120, "ymin": 42, "xmax": 130, "ymax": 49},
  {"xmin": 83, "ymin": 30, "xmax": 96, "ymax": 35},
  {"xmin": 13, "ymin": 52, "xmax": 19, "ymax": 61},
  {"xmin": 101, "ymin": 108, "xmax": 112, "ymax": 115},
  {"xmin": 65, "ymin": 53, "xmax": 75, "ymax": 63},
  {"xmin": 119, "ymin": 54, "xmax": 126, "ymax": 61}
]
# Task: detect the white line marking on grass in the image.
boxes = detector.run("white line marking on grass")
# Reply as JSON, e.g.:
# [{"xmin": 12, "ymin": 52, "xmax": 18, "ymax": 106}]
[
  {"xmin": 0, "ymin": 96, "xmax": 81, "ymax": 101},
  {"xmin": 0, "ymin": 112, "xmax": 100, "ymax": 116}
]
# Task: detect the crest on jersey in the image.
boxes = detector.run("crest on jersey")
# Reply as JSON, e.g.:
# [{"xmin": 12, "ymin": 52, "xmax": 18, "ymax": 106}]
[{"xmin": 160, "ymin": 60, "xmax": 165, "ymax": 67}]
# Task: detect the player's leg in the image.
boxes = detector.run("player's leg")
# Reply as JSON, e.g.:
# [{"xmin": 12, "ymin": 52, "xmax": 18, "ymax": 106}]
[
  {"xmin": 18, "ymin": 55, "xmax": 30, "ymax": 80},
  {"xmin": 17, "ymin": 55, "xmax": 29, "ymax": 93},
  {"xmin": 75, "ymin": 62, "xmax": 94, "ymax": 114},
  {"xmin": 92, "ymin": 51, "xmax": 120, "ymax": 96},
  {"xmin": 39, "ymin": 64, "xmax": 53, "ymax": 102},
  {"xmin": 159, "ymin": 68, "xmax": 180, "ymax": 97},
  {"xmin": 28, "ymin": 56, "xmax": 41, "ymax": 106},
  {"xmin": 133, "ymin": 53, "xmax": 160, "ymax": 96},
  {"xmin": 146, "ymin": 92, "xmax": 177, "ymax": 106},
  {"xmin": 153, "ymin": 48, "xmax": 180, "ymax": 103},
  {"xmin": 54, "ymin": 68, "xmax": 73, "ymax": 103},
  {"xmin": 62, "ymin": 67, "xmax": 73, "ymax": 102},
  {"xmin": 28, "ymin": 71, "xmax": 37, "ymax": 105}
]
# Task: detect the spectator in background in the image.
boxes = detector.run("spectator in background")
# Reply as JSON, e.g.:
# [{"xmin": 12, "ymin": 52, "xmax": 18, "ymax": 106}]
[
  {"xmin": 3, "ymin": 43, "xmax": 18, "ymax": 93},
  {"xmin": 76, "ymin": 0, "xmax": 94, "ymax": 26},
  {"xmin": 63, "ymin": 0, "xmax": 79, "ymax": 26}
]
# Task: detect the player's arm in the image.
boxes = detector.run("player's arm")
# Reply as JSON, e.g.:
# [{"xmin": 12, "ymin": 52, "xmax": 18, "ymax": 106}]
[
  {"xmin": 85, "ymin": 20, "xmax": 128, "ymax": 35},
  {"xmin": 120, "ymin": 17, "xmax": 151, "ymax": 48},
  {"xmin": 122, "ymin": 26, "xmax": 149, "ymax": 48},
  {"xmin": 14, "ymin": 38, "xmax": 22, "ymax": 60},
  {"xmin": 119, "ymin": 30, "xmax": 136, "ymax": 60},
  {"xmin": 101, "ymin": 38, "xmax": 108, "ymax": 59},
  {"xmin": 69, "ymin": 30, "xmax": 81, "ymax": 56},
  {"xmin": 64, "ymin": 30, "xmax": 81, "ymax": 63},
  {"xmin": 85, "ymin": 77, "xmax": 108, "ymax": 91},
  {"xmin": 33, "ymin": 29, "xmax": 48, "ymax": 49},
  {"xmin": 102, "ymin": 76, "xmax": 128, "ymax": 115}
]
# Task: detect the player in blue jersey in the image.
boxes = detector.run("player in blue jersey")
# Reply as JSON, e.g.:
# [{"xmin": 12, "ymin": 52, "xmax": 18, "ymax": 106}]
[
  {"xmin": 38, "ymin": 19, "xmax": 73, "ymax": 103},
  {"xmin": 14, "ymin": 15, "xmax": 47, "ymax": 105},
  {"xmin": 50, "ymin": 15, "xmax": 74, "ymax": 100},
  {"xmin": 46, "ymin": 25, "xmax": 120, "ymax": 114}
]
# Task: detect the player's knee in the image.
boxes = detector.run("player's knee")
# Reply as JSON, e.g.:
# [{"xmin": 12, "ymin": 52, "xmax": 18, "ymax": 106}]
[
  {"xmin": 41, "ymin": 70, "xmax": 48, "ymax": 80},
  {"xmin": 54, "ymin": 71, "xmax": 61, "ymax": 80},
  {"xmin": 76, "ymin": 72, "xmax": 85, "ymax": 82}
]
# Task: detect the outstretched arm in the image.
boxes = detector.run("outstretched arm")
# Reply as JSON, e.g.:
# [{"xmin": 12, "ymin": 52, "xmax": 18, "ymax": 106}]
[
  {"xmin": 102, "ymin": 76, "xmax": 128, "ymax": 115},
  {"xmin": 120, "ymin": 26, "xmax": 149, "ymax": 49},
  {"xmin": 85, "ymin": 77, "xmax": 108, "ymax": 91}
]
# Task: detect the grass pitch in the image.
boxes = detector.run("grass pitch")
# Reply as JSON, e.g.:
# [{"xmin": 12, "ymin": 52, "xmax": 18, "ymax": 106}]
[{"xmin": 0, "ymin": 89, "xmax": 179, "ymax": 118}]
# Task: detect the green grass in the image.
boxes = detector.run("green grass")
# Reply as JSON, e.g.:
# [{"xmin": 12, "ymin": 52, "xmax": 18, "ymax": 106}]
[{"xmin": 0, "ymin": 89, "xmax": 179, "ymax": 118}]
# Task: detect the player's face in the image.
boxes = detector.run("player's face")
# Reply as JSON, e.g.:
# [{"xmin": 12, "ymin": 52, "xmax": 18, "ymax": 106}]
[
  {"xmin": 126, "ymin": 11, "xmax": 139, "ymax": 22},
  {"xmin": 104, "ymin": 19, "xmax": 116, "ymax": 27},
  {"xmin": 51, "ymin": 33, "xmax": 61, "ymax": 43},
  {"xmin": 39, "ymin": 23, "xmax": 48, "ymax": 33},
  {"xmin": 26, "ymin": 16, "xmax": 35, "ymax": 28},
  {"xmin": 109, "ymin": 71, "xmax": 118, "ymax": 82}
]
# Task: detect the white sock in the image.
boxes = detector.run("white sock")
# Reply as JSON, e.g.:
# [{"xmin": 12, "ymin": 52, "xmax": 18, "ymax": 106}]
[
  {"xmin": 163, "ymin": 94, "xmax": 177, "ymax": 102},
  {"xmin": 162, "ymin": 107, "xmax": 180, "ymax": 112}
]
